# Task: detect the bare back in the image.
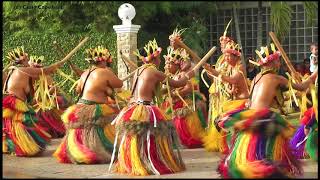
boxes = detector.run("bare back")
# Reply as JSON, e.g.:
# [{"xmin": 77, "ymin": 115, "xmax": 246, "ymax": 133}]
[
  {"xmin": 132, "ymin": 66, "xmax": 162, "ymax": 102},
  {"xmin": 77, "ymin": 67, "xmax": 122, "ymax": 104},
  {"xmin": 5, "ymin": 68, "xmax": 32, "ymax": 101},
  {"xmin": 250, "ymin": 73, "xmax": 284, "ymax": 109}
]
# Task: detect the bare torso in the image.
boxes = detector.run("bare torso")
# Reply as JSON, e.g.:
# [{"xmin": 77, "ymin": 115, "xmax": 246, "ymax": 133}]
[
  {"xmin": 5, "ymin": 68, "xmax": 32, "ymax": 101},
  {"xmin": 78, "ymin": 67, "xmax": 118, "ymax": 104},
  {"xmin": 132, "ymin": 65, "xmax": 161, "ymax": 102},
  {"xmin": 250, "ymin": 73, "xmax": 282, "ymax": 109}
]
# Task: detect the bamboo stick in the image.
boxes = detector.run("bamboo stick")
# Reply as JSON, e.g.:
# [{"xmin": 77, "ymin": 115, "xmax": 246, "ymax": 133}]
[{"xmin": 269, "ymin": 32, "xmax": 301, "ymax": 82}]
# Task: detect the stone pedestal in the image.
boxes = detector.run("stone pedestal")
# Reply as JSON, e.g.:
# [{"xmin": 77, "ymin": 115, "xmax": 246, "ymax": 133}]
[{"xmin": 113, "ymin": 24, "xmax": 140, "ymax": 90}]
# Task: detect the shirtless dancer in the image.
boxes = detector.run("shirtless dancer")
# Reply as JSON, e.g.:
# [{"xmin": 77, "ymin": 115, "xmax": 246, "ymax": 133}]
[
  {"xmin": 217, "ymin": 44, "xmax": 312, "ymax": 178},
  {"xmin": 53, "ymin": 46, "xmax": 123, "ymax": 164},
  {"xmin": 162, "ymin": 29, "xmax": 207, "ymax": 148},
  {"xmin": 29, "ymin": 55, "xmax": 67, "ymax": 138},
  {"xmin": 3, "ymin": 46, "xmax": 71, "ymax": 156},
  {"xmin": 109, "ymin": 39, "xmax": 195, "ymax": 176}
]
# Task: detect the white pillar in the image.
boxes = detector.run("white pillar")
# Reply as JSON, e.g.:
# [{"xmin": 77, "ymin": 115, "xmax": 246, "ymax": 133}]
[{"xmin": 113, "ymin": 3, "xmax": 141, "ymax": 90}]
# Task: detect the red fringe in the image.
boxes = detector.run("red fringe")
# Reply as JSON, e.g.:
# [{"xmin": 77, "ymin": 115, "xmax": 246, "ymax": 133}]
[
  {"xmin": 38, "ymin": 111, "xmax": 65, "ymax": 135},
  {"xmin": 67, "ymin": 110, "xmax": 78, "ymax": 123},
  {"xmin": 217, "ymin": 157, "xmax": 229, "ymax": 178},
  {"xmin": 3, "ymin": 118, "xmax": 24, "ymax": 156},
  {"xmin": 300, "ymin": 108, "xmax": 314, "ymax": 125},
  {"xmin": 31, "ymin": 123, "xmax": 51, "ymax": 143},
  {"xmin": 74, "ymin": 129, "xmax": 98, "ymax": 163},
  {"xmin": 122, "ymin": 106, "xmax": 136, "ymax": 121},
  {"xmin": 149, "ymin": 106, "xmax": 166, "ymax": 123},
  {"xmin": 124, "ymin": 135, "xmax": 132, "ymax": 172},
  {"xmin": 146, "ymin": 135, "xmax": 172, "ymax": 174},
  {"xmin": 56, "ymin": 138, "xmax": 72, "ymax": 163},
  {"xmin": 221, "ymin": 131, "xmax": 229, "ymax": 154},
  {"xmin": 3, "ymin": 95, "xmax": 18, "ymax": 110},
  {"xmin": 173, "ymin": 117, "xmax": 202, "ymax": 148},
  {"xmin": 173, "ymin": 100, "xmax": 184, "ymax": 109}
]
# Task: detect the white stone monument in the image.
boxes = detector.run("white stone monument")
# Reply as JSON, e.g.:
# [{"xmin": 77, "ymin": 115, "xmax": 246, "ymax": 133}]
[{"xmin": 113, "ymin": 3, "xmax": 141, "ymax": 90}]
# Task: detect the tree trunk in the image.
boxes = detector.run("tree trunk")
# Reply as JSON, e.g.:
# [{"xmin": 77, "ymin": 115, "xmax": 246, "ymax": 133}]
[
  {"xmin": 257, "ymin": 1, "xmax": 263, "ymax": 49},
  {"xmin": 232, "ymin": 4, "xmax": 246, "ymax": 69}
]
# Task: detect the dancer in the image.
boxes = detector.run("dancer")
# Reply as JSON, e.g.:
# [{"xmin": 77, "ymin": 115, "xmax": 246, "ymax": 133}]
[
  {"xmin": 108, "ymin": 39, "xmax": 198, "ymax": 176},
  {"xmin": 203, "ymin": 40, "xmax": 250, "ymax": 152},
  {"xmin": 162, "ymin": 46, "xmax": 206, "ymax": 148},
  {"xmin": 217, "ymin": 44, "xmax": 311, "ymax": 178},
  {"xmin": 53, "ymin": 46, "xmax": 123, "ymax": 164},
  {"xmin": 2, "ymin": 46, "xmax": 73, "ymax": 157},
  {"xmin": 290, "ymin": 69, "xmax": 318, "ymax": 161},
  {"xmin": 169, "ymin": 20, "xmax": 247, "ymax": 153},
  {"xmin": 29, "ymin": 55, "xmax": 68, "ymax": 138}
]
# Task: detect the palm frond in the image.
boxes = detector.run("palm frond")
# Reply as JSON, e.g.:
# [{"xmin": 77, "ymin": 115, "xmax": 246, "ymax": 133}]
[
  {"xmin": 303, "ymin": 1, "xmax": 318, "ymax": 26},
  {"xmin": 270, "ymin": 2, "xmax": 293, "ymax": 42}
]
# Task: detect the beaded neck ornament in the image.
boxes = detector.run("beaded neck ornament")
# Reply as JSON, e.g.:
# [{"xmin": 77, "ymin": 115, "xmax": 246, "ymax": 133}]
[{"xmin": 85, "ymin": 46, "xmax": 112, "ymax": 63}]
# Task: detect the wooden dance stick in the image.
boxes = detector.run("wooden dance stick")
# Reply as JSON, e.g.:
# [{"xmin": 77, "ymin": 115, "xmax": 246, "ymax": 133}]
[
  {"xmin": 174, "ymin": 39, "xmax": 201, "ymax": 62},
  {"xmin": 56, "ymin": 37, "xmax": 89, "ymax": 64},
  {"xmin": 192, "ymin": 46, "xmax": 217, "ymax": 72},
  {"xmin": 269, "ymin": 32, "xmax": 301, "ymax": 82},
  {"xmin": 120, "ymin": 50, "xmax": 138, "ymax": 70},
  {"xmin": 120, "ymin": 68, "xmax": 138, "ymax": 81},
  {"xmin": 121, "ymin": 46, "xmax": 217, "ymax": 81}
]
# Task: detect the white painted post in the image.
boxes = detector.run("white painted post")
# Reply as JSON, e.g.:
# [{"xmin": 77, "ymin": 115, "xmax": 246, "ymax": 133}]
[{"xmin": 113, "ymin": 3, "xmax": 141, "ymax": 90}]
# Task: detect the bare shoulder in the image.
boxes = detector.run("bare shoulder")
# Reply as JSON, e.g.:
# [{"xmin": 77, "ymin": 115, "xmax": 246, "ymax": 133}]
[{"xmin": 238, "ymin": 64, "xmax": 246, "ymax": 73}]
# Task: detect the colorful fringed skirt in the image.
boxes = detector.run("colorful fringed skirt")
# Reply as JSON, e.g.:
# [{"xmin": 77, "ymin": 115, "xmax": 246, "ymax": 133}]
[
  {"xmin": 202, "ymin": 99, "xmax": 247, "ymax": 153},
  {"xmin": 53, "ymin": 99, "xmax": 118, "ymax": 164},
  {"xmin": 217, "ymin": 108, "xmax": 303, "ymax": 178},
  {"xmin": 290, "ymin": 107, "xmax": 318, "ymax": 161},
  {"xmin": 36, "ymin": 94, "xmax": 70, "ymax": 138},
  {"xmin": 109, "ymin": 101, "xmax": 186, "ymax": 176},
  {"xmin": 169, "ymin": 94, "xmax": 207, "ymax": 148},
  {"xmin": 2, "ymin": 94, "xmax": 51, "ymax": 156}
]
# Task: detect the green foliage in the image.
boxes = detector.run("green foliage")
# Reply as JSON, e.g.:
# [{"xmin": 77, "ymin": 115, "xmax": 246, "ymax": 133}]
[
  {"xmin": 270, "ymin": 2, "xmax": 293, "ymax": 42},
  {"xmin": 3, "ymin": 1, "xmax": 218, "ymax": 100},
  {"xmin": 3, "ymin": 31, "xmax": 117, "ymax": 101},
  {"xmin": 3, "ymin": 1, "xmax": 217, "ymax": 57},
  {"xmin": 303, "ymin": 1, "xmax": 318, "ymax": 26}
]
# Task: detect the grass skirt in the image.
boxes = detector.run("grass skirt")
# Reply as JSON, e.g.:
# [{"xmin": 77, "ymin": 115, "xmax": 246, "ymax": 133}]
[
  {"xmin": 170, "ymin": 94, "xmax": 207, "ymax": 148},
  {"xmin": 53, "ymin": 100, "xmax": 118, "ymax": 164},
  {"xmin": 290, "ymin": 107, "xmax": 318, "ymax": 161},
  {"xmin": 2, "ymin": 95, "xmax": 51, "ymax": 156},
  {"xmin": 109, "ymin": 102, "xmax": 186, "ymax": 176},
  {"xmin": 202, "ymin": 99, "xmax": 247, "ymax": 153},
  {"xmin": 36, "ymin": 94, "xmax": 70, "ymax": 138},
  {"xmin": 217, "ymin": 108, "xmax": 303, "ymax": 178}
]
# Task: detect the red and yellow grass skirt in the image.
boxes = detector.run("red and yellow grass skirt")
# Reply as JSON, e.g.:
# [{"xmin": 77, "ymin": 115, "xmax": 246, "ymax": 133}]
[
  {"xmin": 2, "ymin": 94, "xmax": 51, "ymax": 156},
  {"xmin": 53, "ymin": 99, "xmax": 118, "ymax": 164},
  {"xmin": 202, "ymin": 99, "xmax": 247, "ymax": 153},
  {"xmin": 109, "ymin": 102, "xmax": 186, "ymax": 176},
  {"xmin": 217, "ymin": 108, "xmax": 302, "ymax": 178},
  {"xmin": 170, "ymin": 97, "xmax": 206, "ymax": 148},
  {"xmin": 36, "ymin": 94, "xmax": 70, "ymax": 138}
]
